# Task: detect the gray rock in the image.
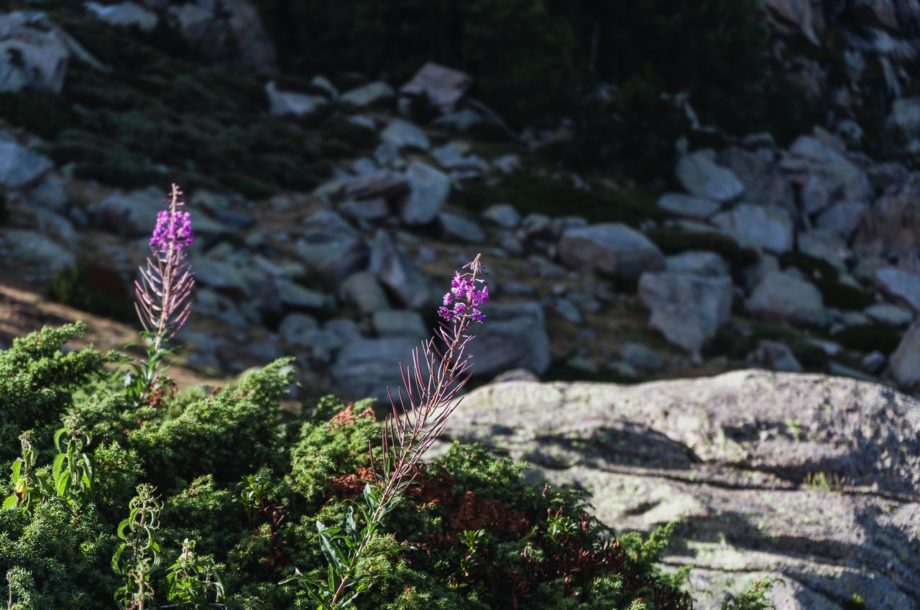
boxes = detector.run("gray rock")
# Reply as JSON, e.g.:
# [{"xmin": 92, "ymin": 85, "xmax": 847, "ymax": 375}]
[
  {"xmin": 372, "ymin": 309, "xmax": 427, "ymax": 339},
  {"xmin": 168, "ymin": 0, "xmax": 276, "ymax": 74},
  {"xmin": 265, "ymin": 81, "xmax": 326, "ymax": 117},
  {"xmin": 638, "ymin": 271, "xmax": 733, "ymax": 357},
  {"xmin": 558, "ymin": 223, "xmax": 664, "ymax": 279},
  {"xmin": 750, "ymin": 340, "xmax": 803, "ymax": 372},
  {"xmin": 665, "ymin": 251, "xmax": 730, "ymax": 277},
  {"xmin": 747, "ymin": 270, "xmax": 827, "ymax": 326},
  {"xmin": 194, "ymin": 287, "xmax": 247, "ymax": 327},
  {"xmin": 0, "ymin": 229, "xmax": 74, "ymax": 272},
  {"xmin": 331, "ymin": 336, "xmax": 418, "ymax": 401},
  {"xmin": 711, "ymin": 204, "xmax": 794, "ymax": 253},
  {"xmin": 867, "ymin": 161, "xmax": 908, "ymax": 193},
  {"xmin": 294, "ymin": 210, "xmax": 368, "ymax": 281},
  {"xmin": 552, "ymin": 299, "xmax": 582, "ymax": 324},
  {"xmin": 889, "ymin": 322, "xmax": 920, "ymax": 388},
  {"xmin": 816, "ymin": 201, "xmax": 868, "ymax": 239},
  {"xmin": 438, "ymin": 212, "xmax": 484, "ymax": 242},
  {"xmin": 862, "ymin": 350, "xmax": 886, "ymax": 374},
  {"xmin": 0, "ymin": 12, "xmax": 73, "ymax": 94},
  {"xmin": 339, "ymin": 198, "xmax": 390, "ymax": 223},
  {"xmin": 369, "ymin": 230, "xmax": 432, "ymax": 309},
  {"xmin": 400, "ymin": 62, "xmax": 471, "ymax": 112},
  {"xmin": 656, "ymin": 193, "xmax": 721, "ymax": 219},
  {"xmin": 400, "ymin": 162, "xmax": 450, "ymax": 225},
  {"xmin": 797, "ymin": 229, "xmax": 849, "ymax": 269},
  {"xmin": 675, "ymin": 150, "xmax": 744, "ymax": 203},
  {"xmin": 26, "ymin": 174, "xmax": 68, "ymax": 211},
  {"xmin": 889, "ymin": 97, "xmax": 920, "ymax": 154},
  {"xmin": 717, "ymin": 146, "xmax": 795, "ymax": 215},
  {"xmin": 469, "ymin": 302, "xmax": 551, "ymax": 377},
  {"xmin": 854, "ymin": 174, "xmax": 920, "ymax": 261},
  {"xmin": 481, "ymin": 203, "xmax": 520, "ymax": 229},
  {"xmin": 84, "ymin": 2, "xmax": 158, "ymax": 30},
  {"xmin": 278, "ymin": 313, "xmax": 319, "ymax": 347},
  {"xmin": 192, "ymin": 256, "xmax": 251, "ymax": 299},
  {"xmin": 0, "ymin": 140, "xmax": 53, "ymax": 189},
  {"xmin": 340, "ymin": 271, "xmax": 390, "ymax": 315},
  {"xmin": 340, "ymin": 81, "xmax": 394, "ymax": 108},
  {"xmin": 275, "ymin": 279, "xmax": 332, "ymax": 312},
  {"xmin": 342, "ymin": 171, "xmax": 407, "ymax": 201},
  {"xmin": 89, "ymin": 187, "xmax": 163, "ymax": 236},
  {"xmin": 800, "ymin": 173, "xmax": 831, "ymax": 214},
  {"xmin": 619, "ymin": 342, "xmax": 662, "ymax": 373},
  {"xmin": 435, "ymin": 371, "xmax": 920, "ymax": 609},
  {"xmin": 763, "ymin": 0, "xmax": 820, "ymax": 44},
  {"xmin": 865, "ymin": 302, "xmax": 914, "ymax": 326},
  {"xmin": 873, "ymin": 266, "xmax": 920, "ymax": 313},
  {"xmin": 380, "ymin": 118, "xmax": 429, "ymax": 151}
]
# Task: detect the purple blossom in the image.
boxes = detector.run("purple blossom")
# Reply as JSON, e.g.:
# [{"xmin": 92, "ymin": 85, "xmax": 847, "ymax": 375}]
[
  {"xmin": 149, "ymin": 194, "xmax": 193, "ymax": 256},
  {"xmin": 438, "ymin": 261, "xmax": 489, "ymax": 323}
]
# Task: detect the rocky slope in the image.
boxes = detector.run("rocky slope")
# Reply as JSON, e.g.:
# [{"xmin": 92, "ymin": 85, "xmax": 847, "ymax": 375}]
[{"xmin": 433, "ymin": 371, "xmax": 920, "ymax": 609}]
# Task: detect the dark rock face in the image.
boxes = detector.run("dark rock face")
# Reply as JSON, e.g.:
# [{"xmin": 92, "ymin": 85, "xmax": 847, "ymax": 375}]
[{"xmin": 435, "ymin": 371, "xmax": 920, "ymax": 609}]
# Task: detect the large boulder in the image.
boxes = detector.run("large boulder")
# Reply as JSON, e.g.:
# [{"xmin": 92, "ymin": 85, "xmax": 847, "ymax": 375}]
[
  {"xmin": 399, "ymin": 162, "xmax": 450, "ymax": 225},
  {"xmin": 369, "ymin": 230, "xmax": 432, "ymax": 309},
  {"xmin": 0, "ymin": 229, "xmax": 75, "ymax": 273},
  {"xmin": 84, "ymin": 2, "xmax": 159, "ymax": 31},
  {"xmin": 331, "ymin": 336, "xmax": 418, "ymax": 401},
  {"xmin": 558, "ymin": 223, "xmax": 664, "ymax": 279},
  {"xmin": 0, "ymin": 137, "xmax": 53, "ymax": 189},
  {"xmin": 400, "ymin": 62, "xmax": 472, "ymax": 112},
  {"xmin": 435, "ymin": 371, "xmax": 920, "ymax": 609},
  {"xmin": 717, "ymin": 146, "xmax": 796, "ymax": 216},
  {"xmin": 168, "ymin": 0, "xmax": 277, "ymax": 74},
  {"xmin": 294, "ymin": 210, "xmax": 368, "ymax": 282},
  {"xmin": 89, "ymin": 187, "xmax": 163, "ymax": 237},
  {"xmin": 711, "ymin": 204, "xmax": 794, "ymax": 253},
  {"xmin": 854, "ymin": 173, "xmax": 920, "ymax": 261},
  {"xmin": 0, "ymin": 12, "xmax": 71, "ymax": 93},
  {"xmin": 873, "ymin": 266, "xmax": 920, "ymax": 314},
  {"xmin": 675, "ymin": 150, "xmax": 744, "ymax": 203},
  {"xmin": 889, "ymin": 322, "xmax": 920, "ymax": 388},
  {"xmin": 468, "ymin": 302, "xmax": 551, "ymax": 378},
  {"xmin": 746, "ymin": 270, "xmax": 827, "ymax": 326},
  {"xmin": 265, "ymin": 81, "xmax": 326, "ymax": 118},
  {"xmin": 638, "ymin": 271, "xmax": 733, "ymax": 357}
]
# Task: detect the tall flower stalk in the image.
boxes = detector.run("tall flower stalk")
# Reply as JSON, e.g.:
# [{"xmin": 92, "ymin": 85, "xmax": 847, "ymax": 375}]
[
  {"xmin": 301, "ymin": 255, "xmax": 489, "ymax": 608},
  {"xmin": 128, "ymin": 184, "xmax": 194, "ymax": 404}
]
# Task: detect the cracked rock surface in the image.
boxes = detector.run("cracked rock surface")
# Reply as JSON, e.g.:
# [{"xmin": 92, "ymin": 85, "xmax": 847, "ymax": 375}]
[{"xmin": 434, "ymin": 370, "xmax": 920, "ymax": 609}]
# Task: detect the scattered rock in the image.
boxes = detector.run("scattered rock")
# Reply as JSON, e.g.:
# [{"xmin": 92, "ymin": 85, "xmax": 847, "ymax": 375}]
[
  {"xmin": 339, "ymin": 197, "xmax": 390, "ymax": 223},
  {"xmin": 400, "ymin": 62, "xmax": 472, "ymax": 112},
  {"xmin": 0, "ymin": 12, "xmax": 75, "ymax": 93},
  {"xmin": 340, "ymin": 81, "xmax": 394, "ymax": 108},
  {"xmin": 340, "ymin": 271, "xmax": 391, "ymax": 315},
  {"xmin": 862, "ymin": 350, "xmax": 886, "ymax": 374},
  {"xmin": 265, "ymin": 81, "xmax": 326, "ymax": 117},
  {"xmin": 865, "ymin": 302, "xmax": 914, "ymax": 326},
  {"xmin": 294, "ymin": 210, "xmax": 368, "ymax": 281},
  {"xmin": 750, "ymin": 340, "xmax": 803, "ymax": 372},
  {"xmin": 656, "ymin": 193, "xmax": 721, "ymax": 219},
  {"xmin": 168, "ymin": 0, "xmax": 277, "ymax": 74},
  {"xmin": 889, "ymin": 97, "xmax": 920, "ymax": 154},
  {"xmin": 481, "ymin": 203, "xmax": 521, "ymax": 229},
  {"xmin": 380, "ymin": 118, "xmax": 430, "ymax": 151},
  {"xmin": 797, "ymin": 229, "xmax": 849, "ymax": 269},
  {"xmin": 372, "ymin": 309, "xmax": 427, "ymax": 339},
  {"xmin": 873, "ymin": 266, "xmax": 920, "ymax": 314},
  {"xmin": 84, "ymin": 2, "xmax": 158, "ymax": 31},
  {"xmin": 0, "ymin": 229, "xmax": 74, "ymax": 272},
  {"xmin": 816, "ymin": 200, "xmax": 868, "ymax": 239},
  {"xmin": 331, "ymin": 336, "xmax": 418, "ymax": 401},
  {"xmin": 854, "ymin": 174, "xmax": 920, "ymax": 261},
  {"xmin": 763, "ymin": 0, "xmax": 820, "ymax": 44},
  {"xmin": 889, "ymin": 322, "xmax": 920, "ymax": 388},
  {"xmin": 665, "ymin": 251, "xmax": 730, "ymax": 277},
  {"xmin": 342, "ymin": 171, "xmax": 408, "ymax": 201},
  {"xmin": 675, "ymin": 150, "xmax": 744, "ymax": 203},
  {"xmin": 558, "ymin": 223, "xmax": 664, "ymax": 279},
  {"xmin": 400, "ymin": 162, "xmax": 450, "ymax": 225},
  {"xmin": 275, "ymin": 279, "xmax": 332, "ymax": 312},
  {"xmin": 89, "ymin": 187, "xmax": 163, "ymax": 237},
  {"xmin": 639, "ymin": 271, "xmax": 733, "ymax": 357},
  {"xmin": 711, "ymin": 204, "xmax": 794, "ymax": 253},
  {"xmin": 620, "ymin": 342, "xmax": 662, "ymax": 373},
  {"xmin": 746, "ymin": 270, "xmax": 827, "ymax": 326},
  {"xmin": 0, "ymin": 139, "xmax": 53, "ymax": 189},
  {"xmin": 438, "ymin": 212, "xmax": 484, "ymax": 242},
  {"xmin": 469, "ymin": 302, "xmax": 551, "ymax": 377},
  {"xmin": 369, "ymin": 230, "xmax": 432, "ymax": 309}
]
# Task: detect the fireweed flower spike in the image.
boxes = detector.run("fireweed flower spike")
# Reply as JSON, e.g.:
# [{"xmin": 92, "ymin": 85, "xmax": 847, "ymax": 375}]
[
  {"xmin": 315, "ymin": 255, "xmax": 488, "ymax": 607},
  {"xmin": 130, "ymin": 184, "xmax": 195, "ymax": 402}
]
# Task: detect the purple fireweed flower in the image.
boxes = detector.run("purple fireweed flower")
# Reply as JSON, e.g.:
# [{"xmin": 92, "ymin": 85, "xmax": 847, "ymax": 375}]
[
  {"xmin": 438, "ymin": 264, "xmax": 489, "ymax": 323},
  {"xmin": 134, "ymin": 184, "xmax": 195, "ymax": 352}
]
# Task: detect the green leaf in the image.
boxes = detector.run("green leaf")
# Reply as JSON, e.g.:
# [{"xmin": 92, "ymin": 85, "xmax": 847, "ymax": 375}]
[
  {"xmin": 55, "ymin": 470, "xmax": 70, "ymax": 497},
  {"xmin": 2, "ymin": 494, "xmax": 18, "ymax": 509},
  {"xmin": 53, "ymin": 427, "xmax": 66, "ymax": 453},
  {"xmin": 10, "ymin": 458, "xmax": 22, "ymax": 481},
  {"xmin": 116, "ymin": 518, "xmax": 131, "ymax": 541},
  {"xmin": 52, "ymin": 453, "xmax": 65, "ymax": 485}
]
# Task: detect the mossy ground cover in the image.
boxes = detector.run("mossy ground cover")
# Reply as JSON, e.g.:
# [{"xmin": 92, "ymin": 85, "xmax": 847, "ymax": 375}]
[{"xmin": 0, "ymin": 323, "xmax": 701, "ymax": 609}]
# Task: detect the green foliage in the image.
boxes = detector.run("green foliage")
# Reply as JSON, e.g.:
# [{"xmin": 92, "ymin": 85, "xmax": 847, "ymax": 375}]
[
  {"xmin": 721, "ymin": 578, "xmax": 774, "ymax": 610},
  {"xmin": 0, "ymin": 326, "xmax": 722, "ymax": 608},
  {"xmin": 0, "ymin": 323, "xmax": 106, "ymax": 461},
  {"xmin": 455, "ymin": 172, "xmax": 661, "ymax": 226},
  {"xmin": 47, "ymin": 259, "xmax": 135, "ymax": 322}
]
